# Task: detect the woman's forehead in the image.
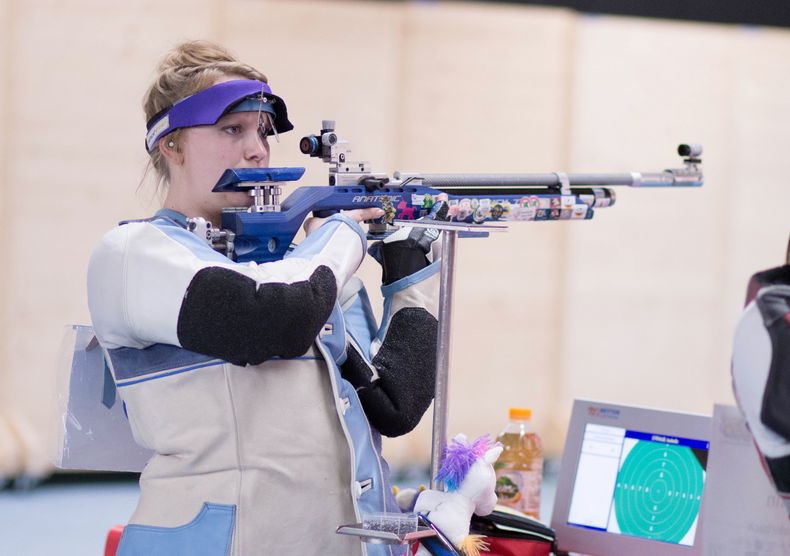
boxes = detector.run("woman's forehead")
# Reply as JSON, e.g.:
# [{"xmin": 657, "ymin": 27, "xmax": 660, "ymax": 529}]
[{"xmin": 216, "ymin": 111, "xmax": 260, "ymax": 124}]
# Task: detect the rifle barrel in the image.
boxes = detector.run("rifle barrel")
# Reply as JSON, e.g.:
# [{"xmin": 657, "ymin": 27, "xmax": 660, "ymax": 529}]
[{"xmin": 397, "ymin": 171, "xmax": 701, "ymax": 188}]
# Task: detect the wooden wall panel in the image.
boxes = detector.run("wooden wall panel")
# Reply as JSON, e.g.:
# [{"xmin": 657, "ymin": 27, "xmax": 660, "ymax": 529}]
[
  {"xmin": 0, "ymin": 0, "xmax": 219, "ymax": 473},
  {"xmin": 557, "ymin": 17, "xmax": 790, "ymax": 433},
  {"xmin": 558, "ymin": 17, "xmax": 734, "ymax": 424},
  {"xmin": 382, "ymin": 2, "xmax": 577, "ymax": 461},
  {"xmin": 1, "ymin": 0, "xmax": 789, "ymax": 475},
  {"xmin": 0, "ymin": 0, "xmax": 19, "ymax": 479}
]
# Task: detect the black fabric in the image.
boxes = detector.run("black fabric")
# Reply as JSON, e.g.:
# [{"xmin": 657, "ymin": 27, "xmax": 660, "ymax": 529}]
[
  {"xmin": 745, "ymin": 265, "xmax": 790, "ymax": 305},
  {"xmin": 470, "ymin": 510, "xmax": 556, "ymax": 543},
  {"xmin": 374, "ymin": 241, "xmax": 431, "ymax": 286},
  {"xmin": 177, "ymin": 265, "xmax": 336, "ymax": 366},
  {"xmin": 757, "ymin": 288, "xmax": 790, "ymax": 440},
  {"xmin": 369, "ymin": 201, "xmax": 449, "ymax": 286},
  {"xmin": 340, "ymin": 343, "xmax": 377, "ymax": 386},
  {"xmin": 340, "ymin": 308, "xmax": 437, "ymax": 437},
  {"xmin": 766, "ymin": 453, "xmax": 790, "ymax": 495}
]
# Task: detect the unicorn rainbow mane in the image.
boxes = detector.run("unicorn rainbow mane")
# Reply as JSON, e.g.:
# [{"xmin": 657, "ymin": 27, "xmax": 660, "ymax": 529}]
[{"xmin": 435, "ymin": 434, "xmax": 496, "ymax": 491}]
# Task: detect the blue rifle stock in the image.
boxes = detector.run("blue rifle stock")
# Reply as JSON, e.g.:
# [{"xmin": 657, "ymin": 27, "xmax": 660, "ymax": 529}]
[{"xmin": 208, "ymin": 123, "xmax": 703, "ymax": 263}]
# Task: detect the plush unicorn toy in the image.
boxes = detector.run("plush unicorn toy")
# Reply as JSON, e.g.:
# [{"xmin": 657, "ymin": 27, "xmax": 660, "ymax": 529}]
[{"xmin": 414, "ymin": 434, "xmax": 503, "ymax": 556}]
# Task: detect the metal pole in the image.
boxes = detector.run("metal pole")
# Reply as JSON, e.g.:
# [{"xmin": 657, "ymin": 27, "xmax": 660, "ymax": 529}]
[{"xmin": 430, "ymin": 229, "xmax": 457, "ymax": 489}]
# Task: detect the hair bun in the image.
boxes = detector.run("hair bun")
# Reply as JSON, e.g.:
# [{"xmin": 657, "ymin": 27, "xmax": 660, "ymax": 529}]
[{"xmin": 158, "ymin": 40, "xmax": 237, "ymax": 73}]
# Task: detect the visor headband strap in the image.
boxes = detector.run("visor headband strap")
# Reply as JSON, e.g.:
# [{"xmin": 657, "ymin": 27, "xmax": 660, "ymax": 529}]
[{"xmin": 145, "ymin": 79, "xmax": 274, "ymax": 152}]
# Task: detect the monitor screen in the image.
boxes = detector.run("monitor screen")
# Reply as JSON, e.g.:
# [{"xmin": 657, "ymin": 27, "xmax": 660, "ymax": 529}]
[{"xmin": 566, "ymin": 423, "xmax": 709, "ymax": 546}]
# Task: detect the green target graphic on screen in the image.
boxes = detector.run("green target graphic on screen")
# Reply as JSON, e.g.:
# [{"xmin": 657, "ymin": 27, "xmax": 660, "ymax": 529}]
[{"xmin": 612, "ymin": 439, "xmax": 705, "ymax": 543}]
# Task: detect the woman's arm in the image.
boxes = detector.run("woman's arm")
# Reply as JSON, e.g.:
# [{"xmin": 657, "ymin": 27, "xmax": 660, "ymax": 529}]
[
  {"xmin": 340, "ymin": 204, "xmax": 446, "ymax": 437},
  {"xmin": 88, "ymin": 213, "xmax": 368, "ymax": 366}
]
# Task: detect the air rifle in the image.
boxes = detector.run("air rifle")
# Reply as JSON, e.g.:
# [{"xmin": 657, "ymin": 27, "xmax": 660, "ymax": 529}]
[{"xmin": 198, "ymin": 120, "xmax": 703, "ymax": 263}]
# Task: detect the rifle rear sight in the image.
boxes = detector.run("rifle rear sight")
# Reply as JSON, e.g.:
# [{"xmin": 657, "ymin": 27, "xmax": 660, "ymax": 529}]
[{"xmin": 300, "ymin": 120, "xmax": 381, "ymax": 188}]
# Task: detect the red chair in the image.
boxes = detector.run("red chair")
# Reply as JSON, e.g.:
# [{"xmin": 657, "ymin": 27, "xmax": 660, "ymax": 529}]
[{"xmin": 104, "ymin": 525, "xmax": 124, "ymax": 556}]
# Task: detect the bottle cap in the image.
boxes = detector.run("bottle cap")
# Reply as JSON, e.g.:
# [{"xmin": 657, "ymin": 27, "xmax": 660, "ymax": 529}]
[{"xmin": 509, "ymin": 407, "xmax": 532, "ymax": 420}]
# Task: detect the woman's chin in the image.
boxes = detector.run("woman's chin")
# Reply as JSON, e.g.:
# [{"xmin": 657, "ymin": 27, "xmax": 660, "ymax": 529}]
[{"xmin": 221, "ymin": 192, "xmax": 253, "ymax": 209}]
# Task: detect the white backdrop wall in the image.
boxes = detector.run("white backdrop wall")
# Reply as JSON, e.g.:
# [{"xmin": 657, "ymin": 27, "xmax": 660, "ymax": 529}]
[{"xmin": 0, "ymin": 0, "xmax": 788, "ymax": 475}]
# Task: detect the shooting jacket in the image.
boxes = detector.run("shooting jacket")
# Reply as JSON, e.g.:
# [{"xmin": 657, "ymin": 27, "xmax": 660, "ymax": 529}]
[{"xmin": 87, "ymin": 209, "xmax": 440, "ymax": 556}]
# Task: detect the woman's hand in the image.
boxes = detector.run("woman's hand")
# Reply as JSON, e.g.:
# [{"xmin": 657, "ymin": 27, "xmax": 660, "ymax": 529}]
[{"xmin": 303, "ymin": 207, "xmax": 385, "ymax": 236}]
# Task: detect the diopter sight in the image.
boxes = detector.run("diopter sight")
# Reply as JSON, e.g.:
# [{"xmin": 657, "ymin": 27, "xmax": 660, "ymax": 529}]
[
  {"xmin": 678, "ymin": 143, "xmax": 702, "ymax": 163},
  {"xmin": 299, "ymin": 120, "xmax": 341, "ymax": 161}
]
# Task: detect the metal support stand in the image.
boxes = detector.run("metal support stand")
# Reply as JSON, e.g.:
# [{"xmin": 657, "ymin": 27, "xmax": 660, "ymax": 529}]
[
  {"xmin": 430, "ymin": 229, "xmax": 456, "ymax": 489},
  {"xmin": 394, "ymin": 220, "xmax": 507, "ymax": 489}
]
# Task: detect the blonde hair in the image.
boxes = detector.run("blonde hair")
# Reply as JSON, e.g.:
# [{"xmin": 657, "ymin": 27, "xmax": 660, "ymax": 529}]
[{"xmin": 142, "ymin": 40, "xmax": 268, "ymax": 191}]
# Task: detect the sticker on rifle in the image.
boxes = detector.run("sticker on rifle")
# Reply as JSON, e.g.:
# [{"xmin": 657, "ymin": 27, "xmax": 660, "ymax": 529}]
[
  {"xmin": 535, "ymin": 209, "xmax": 548, "ymax": 221},
  {"xmin": 538, "ymin": 198, "xmax": 551, "ymax": 209},
  {"xmin": 490, "ymin": 202, "xmax": 509, "ymax": 221},
  {"xmin": 562, "ymin": 195, "xmax": 575, "ymax": 208},
  {"xmin": 411, "ymin": 194, "xmax": 425, "ymax": 206},
  {"xmin": 550, "ymin": 197, "xmax": 561, "ymax": 209},
  {"xmin": 397, "ymin": 199, "xmax": 416, "ymax": 220},
  {"xmin": 511, "ymin": 206, "xmax": 536, "ymax": 221},
  {"xmin": 380, "ymin": 196, "xmax": 396, "ymax": 224},
  {"xmin": 550, "ymin": 209, "xmax": 561, "ymax": 220},
  {"xmin": 560, "ymin": 209, "xmax": 572, "ymax": 220},
  {"xmin": 473, "ymin": 207, "xmax": 487, "ymax": 224},
  {"xmin": 593, "ymin": 189, "xmax": 612, "ymax": 208},
  {"xmin": 571, "ymin": 205, "xmax": 588, "ymax": 219},
  {"xmin": 449, "ymin": 199, "xmax": 474, "ymax": 222}
]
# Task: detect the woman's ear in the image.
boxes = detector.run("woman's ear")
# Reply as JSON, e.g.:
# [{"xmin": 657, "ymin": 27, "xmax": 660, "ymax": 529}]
[{"xmin": 158, "ymin": 137, "xmax": 183, "ymax": 165}]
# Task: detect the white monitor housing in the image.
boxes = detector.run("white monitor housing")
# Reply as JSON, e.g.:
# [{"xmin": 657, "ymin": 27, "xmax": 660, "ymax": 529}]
[{"xmin": 551, "ymin": 399, "xmax": 711, "ymax": 556}]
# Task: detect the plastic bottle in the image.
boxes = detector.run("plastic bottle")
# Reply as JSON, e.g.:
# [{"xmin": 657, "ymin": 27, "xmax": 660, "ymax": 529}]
[{"xmin": 494, "ymin": 407, "xmax": 544, "ymax": 518}]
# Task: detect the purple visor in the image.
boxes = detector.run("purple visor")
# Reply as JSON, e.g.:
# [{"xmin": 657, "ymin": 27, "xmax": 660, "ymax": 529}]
[{"xmin": 145, "ymin": 79, "xmax": 294, "ymax": 152}]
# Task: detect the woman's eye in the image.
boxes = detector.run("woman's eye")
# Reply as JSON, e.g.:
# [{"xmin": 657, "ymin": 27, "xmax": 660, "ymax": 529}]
[{"xmin": 223, "ymin": 125, "xmax": 242, "ymax": 135}]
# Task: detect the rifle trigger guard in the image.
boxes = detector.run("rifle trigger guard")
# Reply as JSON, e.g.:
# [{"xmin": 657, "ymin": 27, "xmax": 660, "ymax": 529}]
[{"xmin": 554, "ymin": 172, "xmax": 571, "ymax": 196}]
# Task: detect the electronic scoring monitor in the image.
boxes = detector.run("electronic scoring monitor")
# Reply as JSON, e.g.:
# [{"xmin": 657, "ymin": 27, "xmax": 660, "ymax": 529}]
[{"xmin": 551, "ymin": 400, "xmax": 711, "ymax": 556}]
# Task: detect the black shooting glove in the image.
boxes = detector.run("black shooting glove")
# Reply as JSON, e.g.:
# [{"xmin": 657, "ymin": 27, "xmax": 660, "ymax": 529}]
[
  {"xmin": 367, "ymin": 201, "xmax": 449, "ymax": 285},
  {"xmin": 341, "ymin": 201, "xmax": 449, "ymax": 436}
]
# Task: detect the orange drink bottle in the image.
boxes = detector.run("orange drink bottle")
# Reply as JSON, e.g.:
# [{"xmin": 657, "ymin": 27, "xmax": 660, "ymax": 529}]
[{"xmin": 494, "ymin": 407, "xmax": 544, "ymax": 519}]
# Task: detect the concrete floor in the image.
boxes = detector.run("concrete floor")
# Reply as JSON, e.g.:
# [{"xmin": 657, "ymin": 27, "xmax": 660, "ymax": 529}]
[{"xmin": 0, "ymin": 480, "xmax": 139, "ymax": 555}]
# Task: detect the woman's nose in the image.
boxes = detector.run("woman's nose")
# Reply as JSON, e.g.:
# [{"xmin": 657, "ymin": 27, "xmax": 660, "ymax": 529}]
[{"xmin": 244, "ymin": 131, "xmax": 269, "ymax": 164}]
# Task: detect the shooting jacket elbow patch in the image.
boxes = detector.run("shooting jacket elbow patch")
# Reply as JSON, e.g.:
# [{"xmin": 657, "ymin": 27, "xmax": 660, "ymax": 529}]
[
  {"xmin": 176, "ymin": 265, "xmax": 337, "ymax": 366},
  {"xmin": 341, "ymin": 342, "xmax": 378, "ymax": 388},
  {"xmin": 757, "ymin": 287, "xmax": 790, "ymax": 440},
  {"xmin": 766, "ymin": 453, "xmax": 790, "ymax": 496},
  {"xmin": 344, "ymin": 307, "xmax": 437, "ymax": 437}
]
